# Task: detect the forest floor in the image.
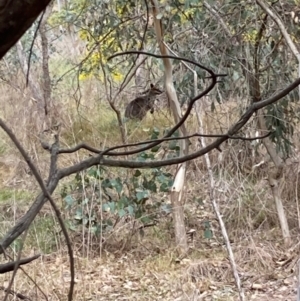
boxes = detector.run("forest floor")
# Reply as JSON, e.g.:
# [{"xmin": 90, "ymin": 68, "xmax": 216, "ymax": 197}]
[
  {"xmin": 0, "ymin": 186, "xmax": 298, "ymax": 301},
  {"xmin": 0, "ymin": 241, "xmax": 298, "ymax": 301}
]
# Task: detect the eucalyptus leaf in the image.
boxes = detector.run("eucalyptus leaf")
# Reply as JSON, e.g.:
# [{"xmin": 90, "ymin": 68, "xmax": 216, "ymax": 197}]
[
  {"xmin": 136, "ymin": 190, "xmax": 149, "ymax": 201},
  {"xmin": 64, "ymin": 195, "xmax": 74, "ymax": 207},
  {"xmin": 118, "ymin": 208, "xmax": 126, "ymax": 217}
]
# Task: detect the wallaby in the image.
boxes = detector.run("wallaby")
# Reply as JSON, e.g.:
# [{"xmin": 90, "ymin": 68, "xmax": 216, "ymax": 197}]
[{"xmin": 125, "ymin": 83, "xmax": 163, "ymax": 120}]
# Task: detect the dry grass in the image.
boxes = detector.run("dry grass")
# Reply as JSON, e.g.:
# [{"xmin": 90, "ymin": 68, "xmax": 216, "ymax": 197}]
[{"xmin": 0, "ymin": 70, "xmax": 300, "ymax": 300}]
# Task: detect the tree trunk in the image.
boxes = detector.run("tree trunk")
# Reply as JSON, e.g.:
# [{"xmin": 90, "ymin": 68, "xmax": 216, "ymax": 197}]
[
  {"xmin": 243, "ymin": 43, "xmax": 291, "ymax": 245},
  {"xmin": 151, "ymin": 0, "xmax": 188, "ymax": 254}
]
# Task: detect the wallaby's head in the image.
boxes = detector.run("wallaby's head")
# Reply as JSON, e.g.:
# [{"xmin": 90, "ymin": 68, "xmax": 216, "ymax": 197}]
[{"xmin": 148, "ymin": 83, "xmax": 163, "ymax": 96}]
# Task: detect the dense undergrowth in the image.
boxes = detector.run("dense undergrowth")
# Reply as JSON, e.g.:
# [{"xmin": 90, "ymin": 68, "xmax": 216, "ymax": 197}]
[{"xmin": 0, "ymin": 76, "xmax": 299, "ymax": 300}]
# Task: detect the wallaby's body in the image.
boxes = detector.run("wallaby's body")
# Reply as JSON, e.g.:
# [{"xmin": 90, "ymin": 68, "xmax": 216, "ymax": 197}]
[{"xmin": 125, "ymin": 84, "xmax": 162, "ymax": 120}]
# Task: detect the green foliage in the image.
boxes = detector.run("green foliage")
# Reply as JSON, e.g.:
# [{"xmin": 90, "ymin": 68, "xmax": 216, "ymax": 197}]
[
  {"xmin": 61, "ymin": 166, "xmax": 173, "ymax": 235},
  {"xmin": 203, "ymin": 220, "xmax": 213, "ymax": 239},
  {"xmin": 61, "ymin": 128, "xmax": 174, "ymax": 236},
  {"xmin": 265, "ymin": 102, "xmax": 294, "ymax": 158},
  {"xmin": 161, "ymin": 0, "xmax": 299, "ymax": 160},
  {"xmin": 50, "ymin": 0, "xmax": 211, "ymax": 82},
  {"xmin": 50, "ymin": 0, "xmax": 154, "ymax": 81}
]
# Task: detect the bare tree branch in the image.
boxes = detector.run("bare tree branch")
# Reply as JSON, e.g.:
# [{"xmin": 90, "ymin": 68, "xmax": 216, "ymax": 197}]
[
  {"xmin": 0, "ymin": 119, "xmax": 75, "ymax": 301},
  {"xmin": 0, "ymin": 254, "xmax": 40, "ymax": 274},
  {"xmin": 58, "ymin": 131, "xmax": 272, "ymax": 155}
]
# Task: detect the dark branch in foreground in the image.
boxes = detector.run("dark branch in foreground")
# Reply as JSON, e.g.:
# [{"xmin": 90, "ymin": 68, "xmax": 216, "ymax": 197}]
[
  {"xmin": 0, "ymin": 0, "xmax": 52, "ymax": 60},
  {"xmin": 0, "ymin": 119, "xmax": 75, "ymax": 301},
  {"xmin": 0, "ymin": 254, "xmax": 40, "ymax": 274},
  {"xmin": 58, "ymin": 131, "xmax": 272, "ymax": 155},
  {"xmin": 98, "ymin": 131, "xmax": 272, "ymax": 157}
]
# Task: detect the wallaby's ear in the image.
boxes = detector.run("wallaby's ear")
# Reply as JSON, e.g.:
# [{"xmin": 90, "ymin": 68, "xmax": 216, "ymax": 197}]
[{"xmin": 150, "ymin": 83, "xmax": 154, "ymax": 89}]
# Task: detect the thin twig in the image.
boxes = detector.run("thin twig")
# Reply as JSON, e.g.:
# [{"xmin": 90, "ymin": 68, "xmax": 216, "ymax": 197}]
[{"xmin": 26, "ymin": 10, "xmax": 45, "ymax": 87}]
